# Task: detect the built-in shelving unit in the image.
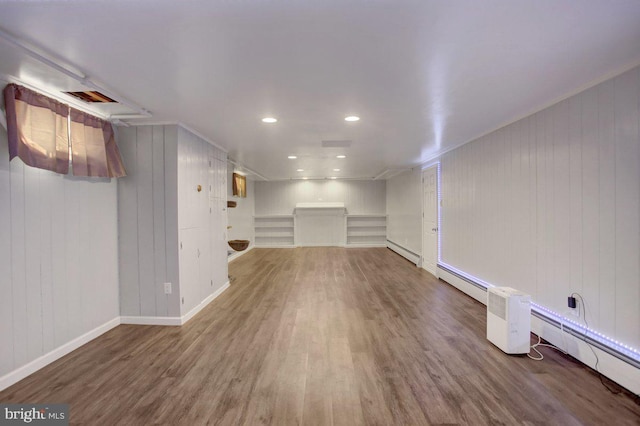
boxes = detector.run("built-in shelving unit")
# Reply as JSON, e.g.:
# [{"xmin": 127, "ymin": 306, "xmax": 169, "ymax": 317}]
[
  {"xmin": 346, "ymin": 215, "xmax": 387, "ymax": 247},
  {"xmin": 254, "ymin": 215, "xmax": 295, "ymax": 247}
]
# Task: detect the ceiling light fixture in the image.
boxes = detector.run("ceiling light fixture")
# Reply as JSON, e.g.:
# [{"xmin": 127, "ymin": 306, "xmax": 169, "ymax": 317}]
[
  {"xmin": 288, "ymin": 155, "xmax": 297, "ymax": 159},
  {"xmin": 262, "ymin": 117, "xmax": 277, "ymax": 123},
  {"xmin": 344, "ymin": 116, "xmax": 360, "ymax": 122},
  {"xmin": 336, "ymin": 155, "xmax": 346, "ymax": 159},
  {"xmin": 333, "ymin": 168, "xmax": 340, "ymax": 172},
  {"xmin": 297, "ymin": 168, "xmax": 304, "ymax": 172},
  {"xmin": 330, "ymin": 177, "xmax": 337, "ymax": 180},
  {"xmin": 302, "ymin": 177, "xmax": 308, "ymax": 180}
]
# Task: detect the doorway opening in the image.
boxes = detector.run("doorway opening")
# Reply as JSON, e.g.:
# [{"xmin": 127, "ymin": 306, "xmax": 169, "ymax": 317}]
[{"xmin": 422, "ymin": 164, "xmax": 440, "ymax": 275}]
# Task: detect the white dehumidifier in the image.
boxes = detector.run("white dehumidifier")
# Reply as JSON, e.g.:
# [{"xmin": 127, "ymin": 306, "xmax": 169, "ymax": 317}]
[{"xmin": 487, "ymin": 287, "xmax": 531, "ymax": 354}]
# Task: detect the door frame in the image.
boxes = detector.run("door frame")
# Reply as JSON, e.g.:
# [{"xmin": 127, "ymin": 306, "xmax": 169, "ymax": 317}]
[{"xmin": 421, "ymin": 163, "xmax": 440, "ymax": 276}]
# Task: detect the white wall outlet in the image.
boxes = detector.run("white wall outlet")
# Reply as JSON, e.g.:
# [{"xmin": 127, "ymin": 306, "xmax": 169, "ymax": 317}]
[{"xmin": 164, "ymin": 282, "xmax": 172, "ymax": 294}]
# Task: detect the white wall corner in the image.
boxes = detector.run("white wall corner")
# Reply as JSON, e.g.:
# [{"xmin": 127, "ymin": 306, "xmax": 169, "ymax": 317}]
[
  {"xmin": 180, "ymin": 281, "xmax": 230, "ymax": 325},
  {"xmin": 228, "ymin": 245, "xmax": 254, "ymax": 263}
]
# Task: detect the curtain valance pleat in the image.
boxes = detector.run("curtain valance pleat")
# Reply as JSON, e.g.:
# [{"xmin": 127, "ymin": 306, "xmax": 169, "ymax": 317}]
[
  {"xmin": 3, "ymin": 83, "xmax": 126, "ymax": 178},
  {"xmin": 3, "ymin": 83, "xmax": 70, "ymax": 174},
  {"xmin": 70, "ymin": 108, "xmax": 126, "ymax": 178}
]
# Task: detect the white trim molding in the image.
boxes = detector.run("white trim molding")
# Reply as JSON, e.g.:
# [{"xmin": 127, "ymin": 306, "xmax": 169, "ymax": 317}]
[
  {"xmin": 228, "ymin": 245, "xmax": 254, "ymax": 263},
  {"xmin": 0, "ymin": 317, "xmax": 121, "ymax": 392},
  {"xmin": 181, "ymin": 282, "xmax": 230, "ymax": 325},
  {"xmin": 387, "ymin": 240, "xmax": 421, "ymax": 266},
  {"xmin": 0, "ymin": 282, "xmax": 232, "ymax": 392}
]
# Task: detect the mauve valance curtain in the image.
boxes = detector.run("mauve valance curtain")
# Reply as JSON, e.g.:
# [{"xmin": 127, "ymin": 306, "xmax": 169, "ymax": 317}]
[
  {"xmin": 3, "ymin": 83, "xmax": 126, "ymax": 178},
  {"xmin": 70, "ymin": 108, "xmax": 126, "ymax": 178},
  {"xmin": 3, "ymin": 83, "xmax": 70, "ymax": 174}
]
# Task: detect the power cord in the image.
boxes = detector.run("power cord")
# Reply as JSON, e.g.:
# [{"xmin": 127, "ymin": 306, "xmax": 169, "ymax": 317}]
[
  {"xmin": 570, "ymin": 293, "xmax": 621, "ymax": 395},
  {"xmin": 527, "ymin": 334, "xmax": 566, "ymax": 361}
]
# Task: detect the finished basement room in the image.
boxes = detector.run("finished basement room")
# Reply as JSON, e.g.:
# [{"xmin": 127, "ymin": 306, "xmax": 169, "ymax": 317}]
[{"xmin": 1, "ymin": 1, "xmax": 640, "ymax": 425}]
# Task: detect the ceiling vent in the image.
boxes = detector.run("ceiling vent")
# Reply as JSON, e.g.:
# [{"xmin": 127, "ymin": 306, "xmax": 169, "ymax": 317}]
[
  {"xmin": 64, "ymin": 91, "xmax": 117, "ymax": 103},
  {"xmin": 321, "ymin": 140, "xmax": 352, "ymax": 148}
]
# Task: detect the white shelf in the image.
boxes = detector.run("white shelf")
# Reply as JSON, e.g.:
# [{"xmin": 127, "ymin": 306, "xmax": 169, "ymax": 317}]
[
  {"xmin": 345, "ymin": 214, "xmax": 387, "ymax": 247},
  {"xmin": 255, "ymin": 215, "xmax": 295, "ymax": 246}
]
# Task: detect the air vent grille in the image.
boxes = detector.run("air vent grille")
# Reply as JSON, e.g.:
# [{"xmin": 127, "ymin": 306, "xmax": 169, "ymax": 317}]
[
  {"xmin": 64, "ymin": 91, "xmax": 117, "ymax": 103},
  {"xmin": 488, "ymin": 292, "xmax": 506, "ymax": 320},
  {"xmin": 321, "ymin": 140, "xmax": 352, "ymax": 148}
]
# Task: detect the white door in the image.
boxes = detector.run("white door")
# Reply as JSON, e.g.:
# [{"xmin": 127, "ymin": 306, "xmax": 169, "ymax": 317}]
[{"xmin": 422, "ymin": 166, "xmax": 438, "ymax": 275}]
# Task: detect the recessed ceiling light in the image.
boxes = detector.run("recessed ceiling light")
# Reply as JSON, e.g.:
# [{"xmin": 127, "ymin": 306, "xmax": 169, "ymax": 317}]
[
  {"xmin": 344, "ymin": 116, "xmax": 360, "ymax": 122},
  {"xmin": 336, "ymin": 155, "xmax": 346, "ymax": 159},
  {"xmin": 288, "ymin": 155, "xmax": 297, "ymax": 159},
  {"xmin": 302, "ymin": 177, "xmax": 308, "ymax": 180},
  {"xmin": 262, "ymin": 117, "xmax": 277, "ymax": 123},
  {"xmin": 297, "ymin": 168, "xmax": 304, "ymax": 172},
  {"xmin": 330, "ymin": 177, "xmax": 337, "ymax": 180},
  {"xmin": 333, "ymin": 168, "xmax": 340, "ymax": 172}
]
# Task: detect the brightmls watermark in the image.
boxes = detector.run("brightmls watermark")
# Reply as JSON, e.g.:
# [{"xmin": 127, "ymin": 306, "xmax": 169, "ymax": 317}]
[{"xmin": 0, "ymin": 404, "xmax": 68, "ymax": 425}]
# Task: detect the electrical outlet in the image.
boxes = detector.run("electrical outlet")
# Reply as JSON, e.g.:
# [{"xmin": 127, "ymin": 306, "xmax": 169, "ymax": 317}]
[{"xmin": 164, "ymin": 282, "xmax": 172, "ymax": 294}]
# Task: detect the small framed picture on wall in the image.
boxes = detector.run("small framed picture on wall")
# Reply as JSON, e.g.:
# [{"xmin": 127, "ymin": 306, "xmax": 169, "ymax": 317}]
[{"xmin": 233, "ymin": 173, "xmax": 246, "ymax": 197}]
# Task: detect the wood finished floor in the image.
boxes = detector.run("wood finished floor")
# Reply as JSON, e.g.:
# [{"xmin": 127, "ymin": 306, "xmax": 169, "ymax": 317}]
[{"xmin": 1, "ymin": 247, "xmax": 639, "ymax": 425}]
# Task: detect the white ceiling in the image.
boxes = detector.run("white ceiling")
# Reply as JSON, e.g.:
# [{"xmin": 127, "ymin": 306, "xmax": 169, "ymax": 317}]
[{"xmin": 1, "ymin": 0, "xmax": 640, "ymax": 180}]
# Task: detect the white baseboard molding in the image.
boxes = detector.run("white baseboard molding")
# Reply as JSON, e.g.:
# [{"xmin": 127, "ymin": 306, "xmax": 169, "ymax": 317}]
[
  {"xmin": 228, "ymin": 245, "xmax": 254, "ymax": 263},
  {"xmin": 122, "ymin": 281, "xmax": 231, "ymax": 327},
  {"xmin": 0, "ymin": 281, "xmax": 233, "ymax": 392},
  {"xmin": 181, "ymin": 281, "xmax": 230, "ymax": 325},
  {"xmin": 0, "ymin": 317, "xmax": 120, "ymax": 392},
  {"xmin": 437, "ymin": 266, "xmax": 487, "ymax": 303},
  {"xmin": 345, "ymin": 243, "xmax": 387, "ymax": 248},
  {"xmin": 531, "ymin": 316, "xmax": 640, "ymax": 395},
  {"xmin": 437, "ymin": 265, "xmax": 640, "ymax": 395},
  {"xmin": 386, "ymin": 240, "xmax": 421, "ymax": 266},
  {"xmin": 120, "ymin": 316, "xmax": 182, "ymax": 326}
]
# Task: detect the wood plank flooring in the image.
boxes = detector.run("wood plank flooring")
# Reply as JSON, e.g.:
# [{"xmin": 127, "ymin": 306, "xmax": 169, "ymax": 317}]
[{"xmin": 1, "ymin": 247, "xmax": 639, "ymax": 425}]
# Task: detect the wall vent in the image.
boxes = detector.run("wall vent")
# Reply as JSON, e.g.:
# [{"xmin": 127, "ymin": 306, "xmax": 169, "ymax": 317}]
[
  {"xmin": 64, "ymin": 91, "xmax": 117, "ymax": 103},
  {"xmin": 321, "ymin": 140, "xmax": 351, "ymax": 148}
]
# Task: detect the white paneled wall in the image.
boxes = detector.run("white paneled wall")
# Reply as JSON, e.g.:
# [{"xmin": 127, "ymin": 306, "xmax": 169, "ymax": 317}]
[
  {"xmin": 386, "ymin": 168, "xmax": 422, "ymax": 254},
  {"xmin": 255, "ymin": 180, "xmax": 385, "ymax": 215},
  {"xmin": 117, "ymin": 125, "xmax": 181, "ymax": 317},
  {"xmin": 177, "ymin": 126, "xmax": 228, "ymax": 316},
  {"xmin": 118, "ymin": 125, "xmax": 228, "ymax": 321},
  {"xmin": 227, "ymin": 169, "xmax": 255, "ymax": 245},
  {"xmin": 0, "ymin": 125, "xmax": 119, "ymax": 378},
  {"xmin": 440, "ymin": 66, "xmax": 640, "ymax": 350}
]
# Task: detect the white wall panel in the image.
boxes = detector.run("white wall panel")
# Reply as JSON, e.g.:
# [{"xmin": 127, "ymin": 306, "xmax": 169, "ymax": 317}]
[
  {"xmin": 118, "ymin": 125, "xmax": 181, "ymax": 317},
  {"xmin": 255, "ymin": 180, "xmax": 385, "ymax": 216},
  {"xmin": 440, "ymin": 66, "xmax": 640, "ymax": 351},
  {"xmin": 118, "ymin": 125, "xmax": 227, "ymax": 320},
  {"xmin": 0, "ymin": 125, "xmax": 119, "ymax": 378},
  {"xmin": 177, "ymin": 126, "xmax": 228, "ymax": 316},
  {"xmin": 10, "ymin": 157, "xmax": 27, "ymax": 369},
  {"xmin": 0, "ymin": 126, "xmax": 12, "ymax": 374},
  {"xmin": 386, "ymin": 168, "xmax": 422, "ymax": 255}
]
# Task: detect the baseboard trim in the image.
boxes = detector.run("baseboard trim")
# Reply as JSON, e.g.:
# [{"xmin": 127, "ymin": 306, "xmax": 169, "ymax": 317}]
[
  {"xmin": 181, "ymin": 281, "xmax": 230, "ymax": 325},
  {"xmin": 386, "ymin": 240, "xmax": 421, "ymax": 266},
  {"xmin": 437, "ymin": 263, "xmax": 640, "ymax": 395},
  {"xmin": 228, "ymin": 245, "xmax": 254, "ymax": 263},
  {"xmin": 120, "ymin": 316, "xmax": 182, "ymax": 326},
  {"xmin": 0, "ymin": 317, "xmax": 120, "ymax": 392}
]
